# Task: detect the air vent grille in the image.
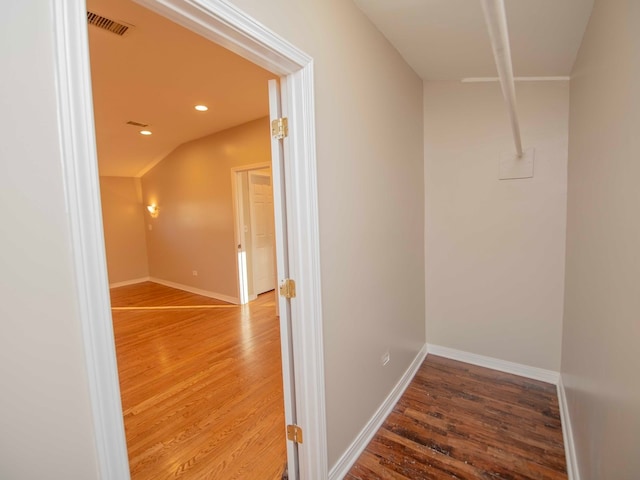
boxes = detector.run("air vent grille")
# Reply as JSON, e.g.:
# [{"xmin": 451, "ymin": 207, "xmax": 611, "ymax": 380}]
[
  {"xmin": 126, "ymin": 121, "xmax": 149, "ymax": 128},
  {"xmin": 87, "ymin": 11, "xmax": 130, "ymax": 36}
]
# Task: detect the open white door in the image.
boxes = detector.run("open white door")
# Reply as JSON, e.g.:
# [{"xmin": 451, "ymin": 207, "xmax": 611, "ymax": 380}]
[
  {"xmin": 248, "ymin": 169, "xmax": 276, "ymax": 294},
  {"xmin": 269, "ymin": 79, "xmax": 299, "ymax": 480}
]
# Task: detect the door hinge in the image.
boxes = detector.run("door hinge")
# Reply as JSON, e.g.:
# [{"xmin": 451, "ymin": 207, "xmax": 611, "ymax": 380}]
[
  {"xmin": 271, "ymin": 117, "xmax": 288, "ymax": 139},
  {"xmin": 287, "ymin": 424, "xmax": 303, "ymax": 444},
  {"xmin": 279, "ymin": 279, "xmax": 296, "ymax": 299}
]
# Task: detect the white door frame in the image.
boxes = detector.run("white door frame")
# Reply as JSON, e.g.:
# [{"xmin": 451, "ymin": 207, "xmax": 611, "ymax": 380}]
[
  {"xmin": 230, "ymin": 162, "xmax": 271, "ymax": 305},
  {"xmin": 51, "ymin": 0, "xmax": 327, "ymax": 478}
]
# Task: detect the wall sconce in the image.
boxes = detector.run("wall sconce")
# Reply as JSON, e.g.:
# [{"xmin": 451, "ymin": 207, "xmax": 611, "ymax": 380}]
[{"xmin": 147, "ymin": 204, "xmax": 159, "ymax": 218}]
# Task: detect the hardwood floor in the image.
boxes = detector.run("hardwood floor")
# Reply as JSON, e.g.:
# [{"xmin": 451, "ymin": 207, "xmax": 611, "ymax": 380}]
[
  {"xmin": 110, "ymin": 282, "xmax": 286, "ymax": 480},
  {"xmin": 113, "ymin": 283, "xmax": 566, "ymax": 479},
  {"xmin": 347, "ymin": 356, "xmax": 567, "ymax": 480}
]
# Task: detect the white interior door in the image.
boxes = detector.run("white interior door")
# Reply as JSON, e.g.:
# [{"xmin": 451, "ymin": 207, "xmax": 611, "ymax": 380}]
[
  {"xmin": 269, "ymin": 79, "xmax": 299, "ymax": 480},
  {"xmin": 248, "ymin": 169, "xmax": 276, "ymax": 295}
]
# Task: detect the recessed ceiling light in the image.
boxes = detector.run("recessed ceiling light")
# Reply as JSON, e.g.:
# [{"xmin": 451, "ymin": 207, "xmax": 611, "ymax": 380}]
[
  {"xmin": 194, "ymin": 105, "xmax": 209, "ymax": 112},
  {"xmin": 140, "ymin": 130, "xmax": 152, "ymax": 136}
]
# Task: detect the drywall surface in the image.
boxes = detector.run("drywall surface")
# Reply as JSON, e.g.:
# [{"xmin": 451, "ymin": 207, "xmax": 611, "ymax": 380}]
[
  {"xmin": 562, "ymin": 0, "xmax": 640, "ymax": 477},
  {"xmin": 100, "ymin": 176, "xmax": 150, "ymax": 284},
  {"xmin": 424, "ymin": 81, "xmax": 568, "ymax": 371},
  {"xmin": 141, "ymin": 117, "xmax": 270, "ymax": 301},
  {"xmin": 0, "ymin": 1, "xmax": 100, "ymax": 478},
  {"xmin": 0, "ymin": 0, "xmax": 425, "ymax": 475},
  {"xmin": 228, "ymin": 0, "xmax": 426, "ymax": 467}
]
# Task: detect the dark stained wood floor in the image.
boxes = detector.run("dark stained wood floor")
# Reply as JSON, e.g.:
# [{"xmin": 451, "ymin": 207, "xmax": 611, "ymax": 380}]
[
  {"xmin": 110, "ymin": 282, "xmax": 286, "ymax": 480},
  {"xmin": 347, "ymin": 356, "xmax": 567, "ymax": 480}
]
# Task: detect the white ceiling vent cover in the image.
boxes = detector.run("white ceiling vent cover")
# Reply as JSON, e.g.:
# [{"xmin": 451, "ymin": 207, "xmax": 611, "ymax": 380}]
[{"xmin": 87, "ymin": 11, "xmax": 131, "ymax": 36}]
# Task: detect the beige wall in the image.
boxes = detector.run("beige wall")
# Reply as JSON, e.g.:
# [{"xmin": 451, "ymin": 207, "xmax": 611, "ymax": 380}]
[
  {"xmin": 0, "ymin": 1, "xmax": 100, "ymax": 478},
  {"xmin": 2, "ymin": 0, "xmax": 424, "ymax": 475},
  {"xmin": 100, "ymin": 176, "xmax": 150, "ymax": 285},
  {"xmin": 562, "ymin": 0, "xmax": 640, "ymax": 477},
  {"xmin": 229, "ymin": 0, "xmax": 425, "ymax": 467},
  {"xmin": 142, "ymin": 117, "xmax": 271, "ymax": 301},
  {"xmin": 424, "ymin": 81, "xmax": 568, "ymax": 371}
]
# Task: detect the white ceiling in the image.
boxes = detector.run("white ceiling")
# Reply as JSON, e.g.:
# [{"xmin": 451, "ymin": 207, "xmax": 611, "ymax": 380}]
[
  {"xmin": 353, "ymin": 0, "xmax": 594, "ymax": 80},
  {"xmin": 90, "ymin": 0, "xmax": 594, "ymax": 177},
  {"xmin": 88, "ymin": 0, "xmax": 275, "ymax": 177}
]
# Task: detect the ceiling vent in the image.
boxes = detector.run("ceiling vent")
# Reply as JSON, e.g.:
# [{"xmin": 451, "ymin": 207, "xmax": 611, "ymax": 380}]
[
  {"xmin": 126, "ymin": 121, "xmax": 149, "ymax": 128},
  {"xmin": 87, "ymin": 11, "xmax": 131, "ymax": 36}
]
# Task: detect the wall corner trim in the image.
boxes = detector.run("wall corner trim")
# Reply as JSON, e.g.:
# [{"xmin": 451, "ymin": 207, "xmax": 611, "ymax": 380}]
[
  {"xmin": 426, "ymin": 344, "xmax": 560, "ymax": 385},
  {"xmin": 557, "ymin": 376, "xmax": 581, "ymax": 480},
  {"xmin": 328, "ymin": 344, "xmax": 428, "ymax": 480}
]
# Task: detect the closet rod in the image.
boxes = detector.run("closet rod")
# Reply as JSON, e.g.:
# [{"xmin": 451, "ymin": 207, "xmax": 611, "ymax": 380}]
[{"xmin": 480, "ymin": 0, "xmax": 523, "ymax": 157}]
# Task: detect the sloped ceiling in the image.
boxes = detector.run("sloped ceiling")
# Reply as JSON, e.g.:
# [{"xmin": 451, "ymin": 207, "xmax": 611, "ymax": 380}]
[
  {"xmin": 90, "ymin": 0, "xmax": 595, "ymax": 177},
  {"xmin": 88, "ymin": 0, "xmax": 276, "ymax": 177},
  {"xmin": 353, "ymin": 0, "xmax": 594, "ymax": 80}
]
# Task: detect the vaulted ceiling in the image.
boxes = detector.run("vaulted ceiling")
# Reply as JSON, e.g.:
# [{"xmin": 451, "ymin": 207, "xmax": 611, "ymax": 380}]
[
  {"xmin": 90, "ymin": 0, "xmax": 594, "ymax": 177},
  {"xmin": 353, "ymin": 0, "xmax": 594, "ymax": 80},
  {"xmin": 88, "ymin": 0, "xmax": 275, "ymax": 177}
]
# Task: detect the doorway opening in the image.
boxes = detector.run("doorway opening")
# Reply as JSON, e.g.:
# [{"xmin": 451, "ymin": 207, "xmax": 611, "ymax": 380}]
[
  {"xmin": 232, "ymin": 164, "xmax": 277, "ymax": 306},
  {"xmin": 87, "ymin": 0, "xmax": 290, "ymax": 477},
  {"xmin": 53, "ymin": 0, "xmax": 326, "ymax": 478}
]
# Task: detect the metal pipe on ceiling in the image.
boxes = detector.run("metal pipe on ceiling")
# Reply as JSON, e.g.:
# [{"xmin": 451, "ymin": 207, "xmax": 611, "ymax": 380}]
[{"xmin": 480, "ymin": 0, "xmax": 523, "ymax": 157}]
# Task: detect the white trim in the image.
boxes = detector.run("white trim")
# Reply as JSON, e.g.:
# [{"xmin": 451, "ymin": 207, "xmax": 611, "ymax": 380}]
[
  {"xmin": 282, "ymin": 63, "xmax": 328, "ymax": 480},
  {"xmin": 109, "ymin": 277, "xmax": 151, "ymax": 289},
  {"xmin": 328, "ymin": 344, "xmax": 428, "ymax": 480},
  {"xmin": 557, "ymin": 376, "xmax": 581, "ymax": 480},
  {"xmin": 427, "ymin": 344, "xmax": 560, "ymax": 384},
  {"xmin": 52, "ymin": 1, "xmax": 131, "ymax": 478},
  {"xmin": 55, "ymin": 0, "xmax": 326, "ymax": 478},
  {"xmin": 134, "ymin": 0, "xmax": 308, "ymax": 74},
  {"xmin": 149, "ymin": 277, "xmax": 239, "ymax": 304},
  {"xmin": 461, "ymin": 76, "xmax": 571, "ymax": 83},
  {"xmin": 230, "ymin": 161, "xmax": 273, "ymax": 173}
]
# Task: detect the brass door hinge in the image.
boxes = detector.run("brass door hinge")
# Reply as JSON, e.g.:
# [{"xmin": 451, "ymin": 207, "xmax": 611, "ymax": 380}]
[
  {"xmin": 279, "ymin": 279, "xmax": 296, "ymax": 299},
  {"xmin": 271, "ymin": 117, "xmax": 288, "ymax": 139},
  {"xmin": 287, "ymin": 424, "xmax": 303, "ymax": 444}
]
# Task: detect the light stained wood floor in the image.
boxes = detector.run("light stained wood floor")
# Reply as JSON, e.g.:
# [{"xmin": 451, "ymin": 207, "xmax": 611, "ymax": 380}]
[{"xmin": 110, "ymin": 282, "xmax": 286, "ymax": 480}]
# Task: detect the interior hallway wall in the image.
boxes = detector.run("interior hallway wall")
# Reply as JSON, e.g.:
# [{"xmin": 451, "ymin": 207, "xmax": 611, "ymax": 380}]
[
  {"xmin": 0, "ymin": 0, "xmax": 424, "ymax": 475},
  {"xmin": 99, "ymin": 176, "xmax": 149, "ymax": 285},
  {"xmin": 424, "ymin": 81, "xmax": 569, "ymax": 371},
  {"xmin": 0, "ymin": 1, "xmax": 100, "ymax": 478},
  {"xmin": 142, "ymin": 117, "xmax": 270, "ymax": 302},
  {"xmin": 562, "ymin": 0, "xmax": 640, "ymax": 477},
  {"xmin": 228, "ymin": 0, "xmax": 426, "ymax": 468}
]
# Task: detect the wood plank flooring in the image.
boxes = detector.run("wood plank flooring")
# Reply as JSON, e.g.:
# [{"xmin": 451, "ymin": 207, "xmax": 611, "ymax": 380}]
[
  {"xmin": 110, "ymin": 282, "xmax": 286, "ymax": 480},
  {"xmin": 347, "ymin": 356, "xmax": 567, "ymax": 480}
]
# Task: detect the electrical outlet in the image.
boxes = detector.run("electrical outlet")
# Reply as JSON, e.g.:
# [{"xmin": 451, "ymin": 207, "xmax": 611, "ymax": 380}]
[
  {"xmin": 192, "ymin": 270, "xmax": 198, "ymax": 276},
  {"xmin": 148, "ymin": 224, "xmax": 152, "ymax": 231},
  {"xmin": 381, "ymin": 350, "xmax": 390, "ymax": 367}
]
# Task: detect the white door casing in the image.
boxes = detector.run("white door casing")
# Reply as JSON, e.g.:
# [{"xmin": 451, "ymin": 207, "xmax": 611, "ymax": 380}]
[
  {"xmin": 51, "ymin": 0, "xmax": 327, "ymax": 479},
  {"xmin": 231, "ymin": 163, "xmax": 271, "ymax": 304}
]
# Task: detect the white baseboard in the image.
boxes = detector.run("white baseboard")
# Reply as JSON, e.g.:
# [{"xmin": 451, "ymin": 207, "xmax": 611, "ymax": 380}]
[
  {"xmin": 557, "ymin": 376, "xmax": 580, "ymax": 480},
  {"xmin": 109, "ymin": 276, "xmax": 150, "ymax": 289},
  {"xmin": 426, "ymin": 344, "xmax": 560, "ymax": 385},
  {"xmin": 328, "ymin": 344, "xmax": 428, "ymax": 480},
  {"xmin": 149, "ymin": 277, "xmax": 239, "ymax": 304}
]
